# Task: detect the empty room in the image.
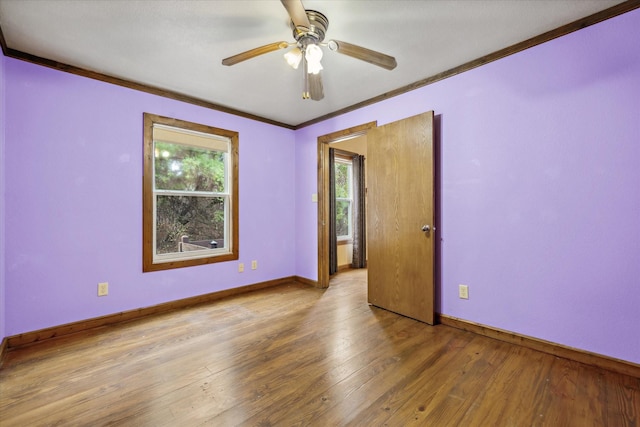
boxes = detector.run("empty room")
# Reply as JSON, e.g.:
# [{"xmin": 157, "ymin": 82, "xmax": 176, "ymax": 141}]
[{"xmin": 0, "ymin": 1, "xmax": 638, "ymax": 425}]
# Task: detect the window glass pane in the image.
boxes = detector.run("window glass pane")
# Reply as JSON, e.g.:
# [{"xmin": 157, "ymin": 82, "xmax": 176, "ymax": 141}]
[
  {"xmin": 156, "ymin": 195, "xmax": 226, "ymax": 255},
  {"xmin": 335, "ymin": 163, "xmax": 350, "ymax": 199},
  {"xmin": 155, "ymin": 141, "xmax": 226, "ymax": 192},
  {"xmin": 336, "ymin": 200, "xmax": 351, "ymax": 237}
]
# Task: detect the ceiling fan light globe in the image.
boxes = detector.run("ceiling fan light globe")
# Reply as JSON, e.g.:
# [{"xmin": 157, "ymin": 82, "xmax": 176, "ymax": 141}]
[
  {"xmin": 284, "ymin": 47, "xmax": 302, "ymax": 69},
  {"xmin": 305, "ymin": 44, "xmax": 323, "ymax": 62},
  {"xmin": 305, "ymin": 44, "xmax": 323, "ymax": 74},
  {"xmin": 307, "ymin": 61, "xmax": 323, "ymax": 75}
]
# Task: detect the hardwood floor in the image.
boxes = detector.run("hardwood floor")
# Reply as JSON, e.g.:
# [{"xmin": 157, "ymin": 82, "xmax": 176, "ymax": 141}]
[{"xmin": 0, "ymin": 269, "xmax": 638, "ymax": 426}]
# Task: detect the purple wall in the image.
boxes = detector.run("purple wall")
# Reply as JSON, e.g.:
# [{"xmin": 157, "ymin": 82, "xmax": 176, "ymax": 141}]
[
  {"xmin": 1, "ymin": 54, "xmax": 6, "ymax": 340},
  {"xmin": 295, "ymin": 9, "xmax": 640, "ymax": 363},
  {"xmin": 4, "ymin": 59, "xmax": 296, "ymax": 335}
]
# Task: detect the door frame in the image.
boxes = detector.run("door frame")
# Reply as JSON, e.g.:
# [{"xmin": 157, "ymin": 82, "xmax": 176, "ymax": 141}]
[{"xmin": 317, "ymin": 121, "xmax": 377, "ymax": 288}]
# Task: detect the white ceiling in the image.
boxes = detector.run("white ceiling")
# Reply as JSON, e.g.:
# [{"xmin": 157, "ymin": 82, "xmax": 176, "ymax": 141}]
[{"xmin": 0, "ymin": 0, "xmax": 627, "ymax": 127}]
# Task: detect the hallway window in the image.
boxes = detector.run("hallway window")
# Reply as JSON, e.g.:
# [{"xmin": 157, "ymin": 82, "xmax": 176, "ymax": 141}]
[{"xmin": 335, "ymin": 157, "xmax": 353, "ymax": 241}]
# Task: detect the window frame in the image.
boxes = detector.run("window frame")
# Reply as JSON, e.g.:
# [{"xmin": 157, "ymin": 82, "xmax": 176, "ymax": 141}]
[
  {"xmin": 143, "ymin": 113, "xmax": 239, "ymax": 272},
  {"xmin": 334, "ymin": 155, "xmax": 354, "ymax": 243}
]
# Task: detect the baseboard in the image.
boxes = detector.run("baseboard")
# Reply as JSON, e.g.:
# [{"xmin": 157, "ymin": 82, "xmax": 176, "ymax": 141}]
[
  {"xmin": 0, "ymin": 338, "xmax": 7, "ymax": 368},
  {"xmin": 438, "ymin": 314, "xmax": 640, "ymax": 379},
  {"xmin": 294, "ymin": 275, "xmax": 319, "ymax": 288},
  {"xmin": 5, "ymin": 276, "xmax": 297, "ymax": 351}
]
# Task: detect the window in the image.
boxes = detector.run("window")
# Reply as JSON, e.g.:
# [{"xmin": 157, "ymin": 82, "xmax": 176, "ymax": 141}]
[
  {"xmin": 335, "ymin": 157, "xmax": 353, "ymax": 241},
  {"xmin": 143, "ymin": 113, "xmax": 239, "ymax": 272}
]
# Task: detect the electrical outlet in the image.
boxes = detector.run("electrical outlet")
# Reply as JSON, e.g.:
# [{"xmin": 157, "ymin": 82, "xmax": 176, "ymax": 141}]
[
  {"xmin": 311, "ymin": 193, "xmax": 318, "ymax": 203},
  {"xmin": 238, "ymin": 263, "xmax": 244, "ymax": 273},
  {"xmin": 98, "ymin": 282, "xmax": 109, "ymax": 297},
  {"xmin": 459, "ymin": 284, "xmax": 469, "ymax": 299},
  {"xmin": 251, "ymin": 260, "xmax": 258, "ymax": 270}
]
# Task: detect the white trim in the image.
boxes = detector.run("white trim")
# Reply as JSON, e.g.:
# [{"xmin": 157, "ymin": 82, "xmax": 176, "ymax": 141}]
[
  {"xmin": 151, "ymin": 127, "xmax": 232, "ymax": 265},
  {"xmin": 153, "ymin": 123, "xmax": 230, "ymax": 152}
]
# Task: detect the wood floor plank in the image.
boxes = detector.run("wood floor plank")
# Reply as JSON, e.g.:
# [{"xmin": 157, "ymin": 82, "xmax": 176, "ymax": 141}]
[
  {"xmin": 196, "ymin": 301, "xmax": 412, "ymax": 424},
  {"xmin": 1, "ymin": 269, "xmax": 638, "ymax": 426},
  {"xmin": 238, "ymin": 311, "xmax": 409, "ymax": 425},
  {"xmin": 380, "ymin": 335, "xmax": 512, "ymax": 426},
  {"xmin": 283, "ymin": 318, "xmax": 440, "ymax": 425},
  {"xmin": 605, "ymin": 370, "xmax": 640, "ymax": 426},
  {"xmin": 530, "ymin": 357, "xmax": 581, "ymax": 426},
  {"xmin": 457, "ymin": 344, "xmax": 553, "ymax": 426}
]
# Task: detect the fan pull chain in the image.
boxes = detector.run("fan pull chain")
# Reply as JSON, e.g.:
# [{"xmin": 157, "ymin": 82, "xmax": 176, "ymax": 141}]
[{"xmin": 302, "ymin": 50, "xmax": 310, "ymax": 99}]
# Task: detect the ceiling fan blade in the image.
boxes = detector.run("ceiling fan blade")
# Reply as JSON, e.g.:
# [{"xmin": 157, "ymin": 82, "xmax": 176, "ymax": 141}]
[
  {"xmin": 281, "ymin": 0, "xmax": 311, "ymax": 29},
  {"xmin": 222, "ymin": 41, "xmax": 289, "ymax": 66},
  {"xmin": 309, "ymin": 72, "xmax": 324, "ymax": 101},
  {"xmin": 328, "ymin": 39, "xmax": 397, "ymax": 70}
]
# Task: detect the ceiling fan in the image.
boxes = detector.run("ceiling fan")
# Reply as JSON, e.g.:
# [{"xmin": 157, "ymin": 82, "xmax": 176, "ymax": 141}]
[{"xmin": 221, "ymin": 0, "xmax": 397, "ymax": 101}]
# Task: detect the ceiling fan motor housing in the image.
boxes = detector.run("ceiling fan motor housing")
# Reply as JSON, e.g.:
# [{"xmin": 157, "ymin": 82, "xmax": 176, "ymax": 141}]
[{"xmin": 292, "ymin": 10, "xmax": 329, "ymax": 47}]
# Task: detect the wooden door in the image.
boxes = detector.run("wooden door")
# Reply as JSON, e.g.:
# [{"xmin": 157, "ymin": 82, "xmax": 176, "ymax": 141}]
[{"xmin": 367, "ymin": 111, "xmax": 435, "ymax": 324}]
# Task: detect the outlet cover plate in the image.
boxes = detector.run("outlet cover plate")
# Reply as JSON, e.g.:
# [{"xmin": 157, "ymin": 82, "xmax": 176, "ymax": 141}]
[
  {"xmin": 459, "ymin": 284, "xmax": 469, "ymax": 299},
  {"xmin": 98, "ymin": 282, "xmax": 109, "ymax": 296}
]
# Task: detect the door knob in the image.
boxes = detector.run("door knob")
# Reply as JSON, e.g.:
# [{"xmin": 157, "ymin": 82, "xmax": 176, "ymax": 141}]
[{"xmin": 422, "ymin": 225, "xmax": 430, "ymax": 232}]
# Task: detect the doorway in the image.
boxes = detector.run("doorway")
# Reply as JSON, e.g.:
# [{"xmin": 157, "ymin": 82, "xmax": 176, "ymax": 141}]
[
  {"xmin": 317, "ymin": 122, "xmax": 376, "ymax": 288},
  {"xmin": 317, "ymin": 112, "xmax": 436, "ymax": 325}
]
